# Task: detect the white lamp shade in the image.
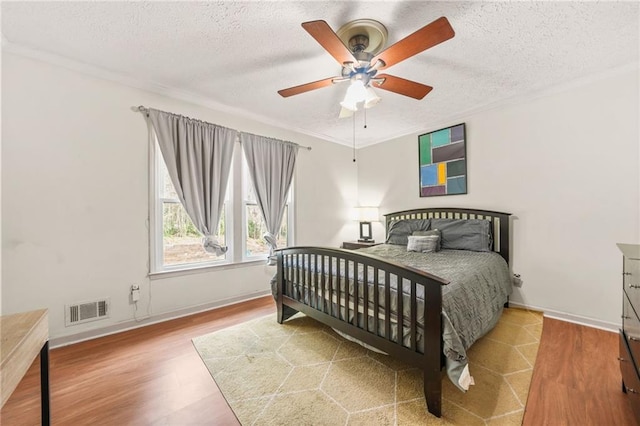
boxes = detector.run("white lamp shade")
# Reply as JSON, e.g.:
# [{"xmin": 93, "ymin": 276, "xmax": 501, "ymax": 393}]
[
  {"xmin": 339, "ymin": 106, "xmax": 355, "ymax": 118},
  {"xmin": 340, "ymin": 98, "xmax": 359, "ymax": 112},
  {"xmin": 356, "ymin": 206, "xmax": 379, "ymax": 222},
  {"xmin": 340, "ymin": 80, "xmax": 369, "ymax": 111},
  {"xmin": 363, "ymin": 87, "xmax": 381, "ymax": 109},
  {"xmin": 345, "ymin": 80, "xmax": 368, "ymax": 101}
]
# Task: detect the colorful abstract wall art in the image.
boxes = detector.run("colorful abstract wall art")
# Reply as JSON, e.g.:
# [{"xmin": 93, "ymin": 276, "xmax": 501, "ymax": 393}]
[{"xmin": 418, "ymin": 123, "xmax": 467, "ymax": 197}]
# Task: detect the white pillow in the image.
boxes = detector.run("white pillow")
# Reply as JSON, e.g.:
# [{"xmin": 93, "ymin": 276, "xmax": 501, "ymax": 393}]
[
  {"xmin": 413, "ymin": 229, "xmax": 441, "ymax": 251},
  {"xmin": 407, "ymin": 235, "xmax": 439, "ymax": 253}
]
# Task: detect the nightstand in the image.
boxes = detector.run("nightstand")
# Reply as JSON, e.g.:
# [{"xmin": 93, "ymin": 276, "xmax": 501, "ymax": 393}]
[{"xmin": 342, "ymin": 241, "xmax": 380, "ymax": 250}]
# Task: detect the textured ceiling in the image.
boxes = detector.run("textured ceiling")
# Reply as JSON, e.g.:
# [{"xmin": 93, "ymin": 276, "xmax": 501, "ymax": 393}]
[{"xmin": 2, "ymin": 1, "xmax": 639, "ymax": 147}]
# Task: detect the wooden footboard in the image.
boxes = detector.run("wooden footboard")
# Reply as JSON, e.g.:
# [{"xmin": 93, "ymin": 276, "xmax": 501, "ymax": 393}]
[{"xmin": 275, "ymin": 247, "xmax": 449, "ymax": 417}]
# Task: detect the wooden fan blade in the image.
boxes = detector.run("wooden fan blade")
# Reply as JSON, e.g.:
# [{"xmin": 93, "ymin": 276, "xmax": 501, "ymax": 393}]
[
  {"xmin": 371, "ymin": 17, "xmax": 454, "ymax": 70},
  {"xmin": 374, "ymin": 74, "xmax": 433, "ymax": 100},
  {"xmin": 302, "ymin": 20, "xmax": 358, "ymax": 66},
  {"xmin": 278, "ymin": 77, "xmax": 337, "ymax": 97}
]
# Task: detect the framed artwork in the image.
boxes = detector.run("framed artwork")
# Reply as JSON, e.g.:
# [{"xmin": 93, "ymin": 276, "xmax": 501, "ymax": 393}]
[{"xmin": 418, "ymin": 123, "xmax": 467, "ymax": 197}]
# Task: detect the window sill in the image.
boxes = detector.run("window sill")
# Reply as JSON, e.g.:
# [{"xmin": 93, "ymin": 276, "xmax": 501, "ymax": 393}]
[{"xmin": 149, "ymin": 258, "xmax": 272, "ymax": 280}]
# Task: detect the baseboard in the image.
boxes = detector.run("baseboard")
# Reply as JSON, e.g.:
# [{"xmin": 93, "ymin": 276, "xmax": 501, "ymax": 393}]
[
  {"xmin": 51, "ymin": 290, "xmax": 272, "ymax": 348},
  {"xmin": 51, "ymin": 293, "xmax": 619, "ymax": 347},
  {"xmin": 508, "ymin": 300, "xmax": 619, "ymax": 333}
]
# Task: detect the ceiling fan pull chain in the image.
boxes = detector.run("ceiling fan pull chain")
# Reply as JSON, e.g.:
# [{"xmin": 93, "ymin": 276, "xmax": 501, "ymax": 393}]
[
  {"xmin": 364, "ymin": 108, "xmax": 367, "ymax": 129},
  {"xmin": 353, "ymin": 112, "xmax": 356, "ymax": 162}
]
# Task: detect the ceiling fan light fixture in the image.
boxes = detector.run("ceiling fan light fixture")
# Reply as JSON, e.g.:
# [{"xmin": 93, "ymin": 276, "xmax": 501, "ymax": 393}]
[
  {"xmin": 339, "ymin": 106, "xmax": 355, "ymax": 118},
  {"xmin": 363, "ymin": 87, "xmax": 381, "ymax": 109},
  {"xmin": 340, "ymin": 98, "xmax": 359, "ymax": 112},
  {"xmin": 340, "ymin": 79, "xmax": 368, "ymax": 111}
]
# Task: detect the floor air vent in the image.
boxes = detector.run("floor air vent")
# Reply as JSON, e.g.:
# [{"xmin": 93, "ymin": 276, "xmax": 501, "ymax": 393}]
[{"xmin": 65, "ymin": 298, "xmax": 110, "ymax": 326}]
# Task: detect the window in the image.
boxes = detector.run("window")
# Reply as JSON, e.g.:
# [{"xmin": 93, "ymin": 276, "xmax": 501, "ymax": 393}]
[
  {"xmin": 152, "ymin": 151, "xmax": 228, "ymax": 271},
  {"xmin": 151, "ymin": 141, "xmax": 293, "ymax": 273}
]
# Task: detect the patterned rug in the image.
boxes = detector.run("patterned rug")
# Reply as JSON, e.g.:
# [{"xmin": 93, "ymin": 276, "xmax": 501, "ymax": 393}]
[{"xmin": 192, "ymin": 308, "xmax": 543, "ymax": 425}]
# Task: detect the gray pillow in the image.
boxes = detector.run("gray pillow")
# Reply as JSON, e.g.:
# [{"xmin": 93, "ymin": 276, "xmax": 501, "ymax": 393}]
[
  {"xmin": 407, "ymin": 235, "xmax": 439, "ymax": 253},
  {"xmin": 430, "ymin": 218, "xmax": 492, "ymax": 252},
  {"xmin": 413, "ymin": 229, "xmax": 441, "ymax": 251},
  {"xmin": 386, "ymin": 219, "xmax": 431, "ymax": 245}
]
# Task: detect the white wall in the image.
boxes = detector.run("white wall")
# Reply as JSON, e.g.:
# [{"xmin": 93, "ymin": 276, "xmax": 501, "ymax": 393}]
[
  {"xmin": 4, "ymin": 50, "xmax": 636, "ymax": 339},
  {"xmin": 0, "ymin": 47, "xmax": 2, "ymax": 316},
  {"xmin": 358, "ymin": 68, "xmax": 640, "ymax": 327},
  {"xmin": 1, "ymin": 52, "xmax": 357, "ymax": 339}
]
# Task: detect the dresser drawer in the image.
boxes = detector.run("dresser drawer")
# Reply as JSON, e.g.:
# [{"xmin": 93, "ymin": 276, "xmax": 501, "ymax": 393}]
[
  {"xmin": 624, "ymin": 291, "xmax": 640, "ymax": 335},
  {"xmin": 623, "ymin": 293, "xmax": 640, "ymax": 364},
  {"xmin": 624, "ymin": 257, "xmax": 640, "ymax": 307},
  {"xmin": 620, "ymin": 331, "xmax": 640, "ymax": 419},
  {"xmin": 620, "ymin": 331, "xmax": 640, "ymax": 390}
]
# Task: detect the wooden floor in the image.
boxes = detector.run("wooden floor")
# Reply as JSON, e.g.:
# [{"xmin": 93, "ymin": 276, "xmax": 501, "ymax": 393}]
[
  {"xmin": 1, "ymin": 297, "xmax": 635, "ymax": 425},
  {"xmin": 522, "ymin": 317, "xmax": 636, "ymax": 426}
]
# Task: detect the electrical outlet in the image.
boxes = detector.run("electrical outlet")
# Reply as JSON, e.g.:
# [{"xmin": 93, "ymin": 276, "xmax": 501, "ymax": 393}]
[
  {"xmin": 512, "ymin": 274, "xmax": 523, "ymax": 288},
  {"xmin": 130, "ymin": 284, "xmax": 140, "ymax": 303}
]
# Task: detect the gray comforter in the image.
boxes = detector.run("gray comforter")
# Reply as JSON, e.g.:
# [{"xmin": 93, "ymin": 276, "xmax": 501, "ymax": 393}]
[{"xmin": 359, "ymin": 245, "xmax": 512, "ymax": 361}]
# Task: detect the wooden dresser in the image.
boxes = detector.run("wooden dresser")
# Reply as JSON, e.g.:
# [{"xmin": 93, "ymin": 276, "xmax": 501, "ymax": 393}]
[{"xmin": 619, "ymin": 243, "xmax": 640, "ymax": 422}]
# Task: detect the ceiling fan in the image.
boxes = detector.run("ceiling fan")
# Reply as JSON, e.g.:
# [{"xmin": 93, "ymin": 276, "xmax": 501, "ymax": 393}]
[{"xmin": 278, "ymin": 17, "xmax": 455, "ymax": 115}]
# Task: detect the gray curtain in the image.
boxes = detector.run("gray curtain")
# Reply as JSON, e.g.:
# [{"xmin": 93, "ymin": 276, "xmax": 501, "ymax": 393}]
[
  {"xmin": 241, "ymin": 133, "xmax": 298, "ymax": 265},
  {"xmin": 148, "ymin": 108, "xmax": 237, "ymax": 256}
]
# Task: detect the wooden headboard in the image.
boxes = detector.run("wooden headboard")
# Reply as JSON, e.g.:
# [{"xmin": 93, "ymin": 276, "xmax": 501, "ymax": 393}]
[{"xmin": 384, "ymin": 207, "xmax": 512, "ymax": 265}]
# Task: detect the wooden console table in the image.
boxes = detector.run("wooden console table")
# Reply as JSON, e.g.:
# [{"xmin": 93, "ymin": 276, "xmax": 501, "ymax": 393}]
[{"xmin": 0, "ymin": 309, "xmax": 50, "ymax": 425}]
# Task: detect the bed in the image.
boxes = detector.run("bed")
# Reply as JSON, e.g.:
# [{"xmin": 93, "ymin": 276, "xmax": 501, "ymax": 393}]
[{"xmin": 273, "ymin": 207, "xmax": 512, "ymax": 418}]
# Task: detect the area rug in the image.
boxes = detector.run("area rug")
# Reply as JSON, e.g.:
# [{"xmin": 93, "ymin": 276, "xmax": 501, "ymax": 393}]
[{"xmin": 193, "ymin": 308, "xmax": 543, "ymax": 425}]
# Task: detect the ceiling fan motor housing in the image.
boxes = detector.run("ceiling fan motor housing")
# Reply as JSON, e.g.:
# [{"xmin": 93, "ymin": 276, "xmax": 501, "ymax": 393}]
[
  {"xmin": 337, "ymin": 20, "xmax": 388, "ymax": 82},
  {"xmin": 336, "ymin": 19, "xmax": 388, "ymax": 55},
  {"xmin": 348, "ymin": 34, "xmax": 369, "ymax": 52},
  {"xmin": 341, "ymin": 50, "xmax": 376, "ymax": 78}
]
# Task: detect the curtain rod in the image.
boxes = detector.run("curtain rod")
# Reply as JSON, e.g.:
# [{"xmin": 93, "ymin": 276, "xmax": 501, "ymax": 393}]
[{"xmin": 133, "ymin": 105, "xmax": 312, "ymax": 151}]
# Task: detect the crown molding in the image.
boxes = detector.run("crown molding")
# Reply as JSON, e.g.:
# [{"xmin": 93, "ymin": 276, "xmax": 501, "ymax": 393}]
[
  {"xmin": 1, "ymin": 40, "xmax": 351, "ymax": 147},
  {"xmin": 450, "ymin": 61, "xmax": 640, "ymax": 122},
  {"xmin": 357, "ymin": 61, "xmax": 640, "ymax": 149},
  {"xmin": 4, "ymin": 39, "xmax": 637, "ymax": 150}
]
